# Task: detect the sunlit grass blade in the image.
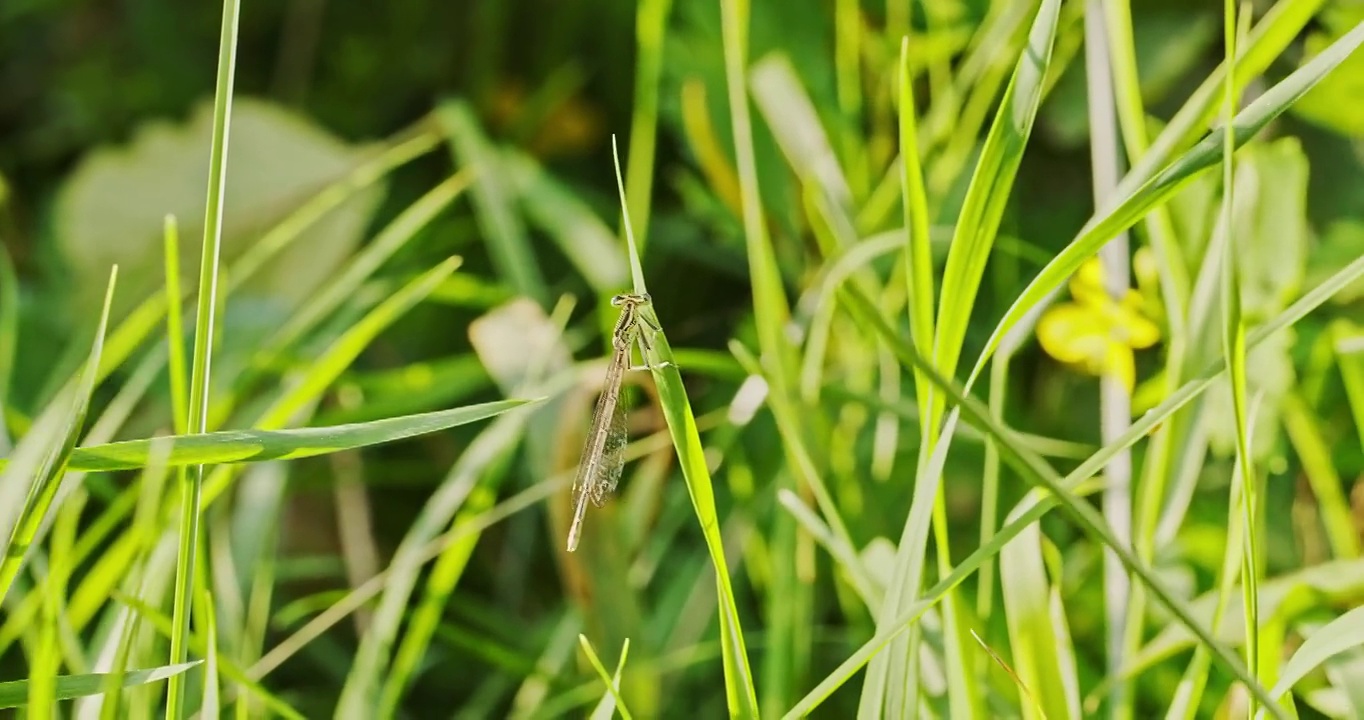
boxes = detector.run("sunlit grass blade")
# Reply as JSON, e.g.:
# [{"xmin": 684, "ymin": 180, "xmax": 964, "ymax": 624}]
[
  {"xmin": 0, "ymin": 663, "xmax": 201, "ymax": 709},
  {"xmin": 11, "ymin": 398, "xmax": 534, "ymax": 473},
  {"xmin": 0, "ymin": 267, "xmax": 117, "ymax": 603},
  {"xmin": 261, "ymin": 170, "xmax": 474, "ymax": 363},
  {"xmin": 198, "ymin": 255, "xmax": 464, "ymax": 506},
  {"xmin": 898, "ymin": 36, "xmax": 936, "ymax": 436},
  {"xmin": 613, "ymin": 138, "xmax": 759, "ymax": 716},
  {"xmin": 0, "ymin": 244, "xmax": 17, "ymax": 451},
  {"xmin": 870, "ymin": 1, "xmax": 1063, "ymax": 716},
  {"xmin": 166, "ymin": 0, "xmax": 241, "ymax": 713},
  {"xmin": 1266, "ymin": 605, "xmax": 1364, "ymax": 711},
  {"xmin": 581, "ymin": 636, "xmax": 633, "ymax": 720},
  {"xmin": 622, "ymin": 0, "xmax": 673, "ymax": 254},
  {"xmin": 791, "ymin": 244, "xmax": 1364, "ymax": 712},
  {"xmin": 1000, "ymin": 514, "xmax": 1079, "ymax": 719},
  {"xmin": 791, "ymin": 284, "xmax": 1291, "ymax": 719},
  {"xmin": 966, "ymin": 18, "xmax": 1364, "ymax": 392}
]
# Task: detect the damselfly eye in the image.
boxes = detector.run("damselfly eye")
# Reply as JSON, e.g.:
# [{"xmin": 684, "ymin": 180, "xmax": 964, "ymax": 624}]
[{"xmin": 610, "ymin": 294, "xmax": 628, "ymax": 306}]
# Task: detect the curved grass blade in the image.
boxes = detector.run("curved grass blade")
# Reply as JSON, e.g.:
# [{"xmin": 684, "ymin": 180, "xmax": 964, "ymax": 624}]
[
  {"xmin": 16, "ymin": 399, "xmax": 536, "ymax": 473},
  {"xmin": 0, "ymin": 662, "xmax": 201, "ymax": 709},
  {"xmin": 1267, "ymin": 606, "xmax": 1364, "ymax": 707},
  {"xmin": 0, "ymin": 267, "xmax": 117, "ymax": 603},
  {"xmin": 966, "ymin": 18, "xmax": 1364, "ymax": 392}
]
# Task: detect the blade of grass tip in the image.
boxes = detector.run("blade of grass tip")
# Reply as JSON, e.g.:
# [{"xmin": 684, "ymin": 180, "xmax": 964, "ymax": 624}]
[
  {"xmin": 623, "ymin": 0, "xmax": 673, "ymax": 255},
  {"xmin": 0, "ymin": 266, "xmax": 117, "ymax": 603},
  {"xmin": 581, "ymin": 636, "xmax": 633, "ymax": 720},
  {"xmin": 966, "ymin": 17, "xmax": 1364, "ymax": 395},
  {"xmin": 164, "ymin": 215, "xmax": 188, "ymax": 435},
  {"xmin": 0, "ymin": 663, "xmax": 202, "ymax": 710},
  {"xmin": 828, "ymin": 284, "xmax": 1289, "ymax": 719},
  {"xmin": 612, "ymin": 135, "xmax": 759, "ymax": 716},
  {"xmin": 1083, "ymin": 1, "xmax": 1138, "ymax": 715},
  {"xmin": 1220, "ymin": 3, "xmax": 1263, "ymax": 713},
  {"xmin": 0, "ymin": 244, "xmax": 16, "ymax": 452},
  {"xmin": 168, "ymin": 2, "xmax": 240, "ymax": 715}
]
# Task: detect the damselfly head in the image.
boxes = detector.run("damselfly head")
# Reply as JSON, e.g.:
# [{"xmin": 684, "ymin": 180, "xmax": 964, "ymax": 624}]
[{"xmin": 611, "ymin": 292, "xmax": 651, "ymax": 307}]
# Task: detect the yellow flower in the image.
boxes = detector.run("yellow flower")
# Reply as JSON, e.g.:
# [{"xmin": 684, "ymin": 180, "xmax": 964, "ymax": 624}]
[{"xmin": 1036, "ymin": 256, "xmax": 1161, "ymax": 393}]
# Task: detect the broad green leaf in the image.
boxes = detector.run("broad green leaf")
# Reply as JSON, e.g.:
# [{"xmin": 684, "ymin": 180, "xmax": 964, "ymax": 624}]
[
  {"xmin": 0, "ymin": 662, "xmax": 200, "ymax": 709},
  {"xmin": 53, "ymin": 98, "xmax": 384, "ymax": 327}
]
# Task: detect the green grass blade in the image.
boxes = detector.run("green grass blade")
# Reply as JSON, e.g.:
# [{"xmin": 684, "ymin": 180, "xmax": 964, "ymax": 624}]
[
  {"xmin": 786, "ymin": 243, "xmax": 1364, "ymax": 718},
  {"xmin": 1269, "ymin": 606, "xmax": 1364, "ymax": 704},
  {"xmin": 1220, "ymin": 5, "xmax": 1263, "ymax": 714},
  {"xmin": 37, "ymin": 398, "xmax": 534, "ymax": 473},
  {"xmin": 622, "ymin": 0, "xmax": 673, "ymax": 254},
  {"xmin": 437, "ymin": 99, "xmax": 548, "ymax": 305},
  {"xmin": 0, "ymin": 663, "xmax": 201, "ymax": 709},
  {"xmin": 0, "ymin": 244, "xmax": 17, "ymax": 451},
  {"xmin": 1000, "ymin": 520, "xmax": 1080, "ymax": 720},
  {"xmin": 613, "ymin": 135, "xmax": 758, "ymax": 716},
  {"xmin": 898, "ymin": 36, "xmax": 936, "ymax": 434},
  {"xmin": 930, "ymin": 0, "xmax": 1062, "ymax": 399},
  {"xmin": 1281, "ymin": 392, "xmax": 1359, "ymax": 558},
  {"xmin": 163, "ymin": 215, "xmax": 188, "ymax": 436},
  {"xmin": 262, "ymin": 170, "xmax": 474, "ymax": 360},
  {"xmin": 581, "ymin": 636, "xmax": 633, "ymax": 720},
  {"xmin": 0, "ymin": 267, "xmax": 117, "ymax": 603},
  {"xmin": 167, "ymin": 0, "xmax": 241, "ymax": 712},
  {"xmin": 869, "ymin": 2, "xmax": 1063, "ymax": 716},
  {"xmin": 966, "ymin": 18, "xmax": 1364, "ymax": 392}
]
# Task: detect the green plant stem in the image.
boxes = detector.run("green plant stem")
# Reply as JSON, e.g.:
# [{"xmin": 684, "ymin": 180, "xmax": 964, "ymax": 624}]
[{"xmin": 166, "ymin": 0, "xmax": 240, "ymax": 715}]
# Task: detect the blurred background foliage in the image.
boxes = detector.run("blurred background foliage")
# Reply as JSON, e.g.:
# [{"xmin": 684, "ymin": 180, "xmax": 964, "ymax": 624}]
[{"xmin": 2, "ymin": 0, "xmax": 1364, "ymax": 717}]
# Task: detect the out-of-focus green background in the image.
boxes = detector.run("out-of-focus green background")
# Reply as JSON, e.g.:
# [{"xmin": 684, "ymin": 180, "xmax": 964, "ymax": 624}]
[{"xmin": 3, "ymin": 0, "xmax": 1364, "ymax": 717}]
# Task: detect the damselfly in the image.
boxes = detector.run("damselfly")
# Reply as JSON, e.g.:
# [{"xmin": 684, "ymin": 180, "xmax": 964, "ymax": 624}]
[{"xmin": 567, "ymin": 292, "xmax": 662, "ymax": 552}]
